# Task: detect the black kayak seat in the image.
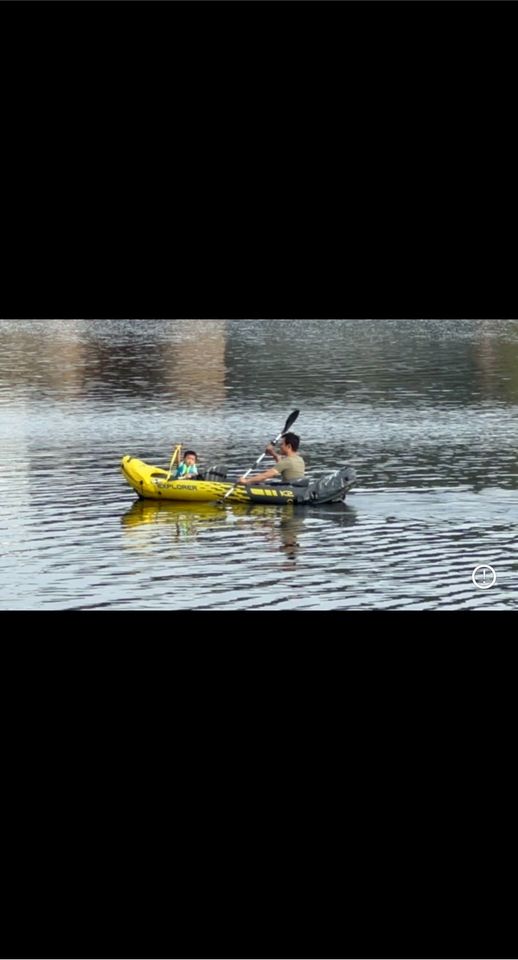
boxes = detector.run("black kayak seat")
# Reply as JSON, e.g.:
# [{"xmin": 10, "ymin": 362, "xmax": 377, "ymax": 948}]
[
  {"xmin": 269, "ymin": 478, "xmax": 309, "ymax": 488},
  {"xmin": 203, "ymin": 465, "xmax": 228, "ymax": 481}
]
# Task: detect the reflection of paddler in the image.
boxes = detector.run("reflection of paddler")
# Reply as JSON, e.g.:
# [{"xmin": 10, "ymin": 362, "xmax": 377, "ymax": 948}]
[
  {"xmin": 246, "ymin": 510, "xmax": 303, "ymax": 569},
  {"xmin": 236, "ymin": 503, "xmax": 304, "ymax": 564},
  {"xmin": 276, "ymin": 509, "xmax": 304, "ymax": 561},
  {"xmin": 238, "ymin": 501, "xmax": 357, "ymax": 563}
]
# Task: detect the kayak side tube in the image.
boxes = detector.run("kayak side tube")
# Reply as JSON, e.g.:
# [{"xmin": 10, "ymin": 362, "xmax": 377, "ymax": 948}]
[{"xmin": 121, "ymin": 456, "xmax": 233, "ymax": 501}]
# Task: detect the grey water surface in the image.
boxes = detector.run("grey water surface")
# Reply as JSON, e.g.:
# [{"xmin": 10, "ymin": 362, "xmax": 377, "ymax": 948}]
[{"xmin": 1, "ymin": 318, "xmax": 517, "ymax": 610}]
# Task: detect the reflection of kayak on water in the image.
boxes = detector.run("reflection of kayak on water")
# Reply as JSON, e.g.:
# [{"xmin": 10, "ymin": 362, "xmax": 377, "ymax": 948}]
[
  {"xmin": 121, "ymin": 498, "xmax": 357, "ymax": 565},
  {"xmin": 120, "ymin": 498, "xmax": 230, "ymax": 547},
  {"xmin": 121, "ymin": 500, "xmax": 356, "ymax": 537},
  {"xmin": 120, "ymin": 499, "xmax": 307, "ymax": 562},
  {"xmin": 121, "ymin": 499, "xmax": 309, "ymax": 528},
  {"xmin": 121, "ymin": 497, "xmax": 357, "ymax": 532},
  {"xmin": 121, "ymin": 499, "xmax": 230, "ymax": 528},
  {"xmin": 302, "ymin": 500, "xmax": 358, "ymax": 526}
]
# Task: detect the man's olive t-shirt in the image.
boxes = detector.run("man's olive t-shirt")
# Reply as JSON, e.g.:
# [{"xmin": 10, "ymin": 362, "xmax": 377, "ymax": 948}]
[{"xmin": 274, "ymin": 454, "xmax": 305, "ymax": 482}]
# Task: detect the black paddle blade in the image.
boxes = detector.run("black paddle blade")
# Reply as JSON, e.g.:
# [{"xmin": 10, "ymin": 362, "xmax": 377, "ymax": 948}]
[{"xmin": 282, "ymin": 409, "xmax": 299, "ymax": 435}]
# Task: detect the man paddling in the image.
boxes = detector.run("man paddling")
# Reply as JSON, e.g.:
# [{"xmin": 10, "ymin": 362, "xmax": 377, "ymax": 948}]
[{"xmin": 238, "ymin": 432, "xmax": 305, "ymax": 485}]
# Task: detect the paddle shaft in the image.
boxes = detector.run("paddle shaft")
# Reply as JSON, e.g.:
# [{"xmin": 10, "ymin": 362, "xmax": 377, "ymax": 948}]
[
  {"xmin": 166, "ymin": 444, "xmax": 182, "ymax": 481},
  {"xmin": 235, "ymin": 429, "xmax": 285, "ymax": 482}
]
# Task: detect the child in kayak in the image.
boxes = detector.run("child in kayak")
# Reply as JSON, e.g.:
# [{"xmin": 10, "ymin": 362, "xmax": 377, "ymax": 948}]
[{"xmin": 175, "ymin": 450, "xmax": 199, "ymax": 479}]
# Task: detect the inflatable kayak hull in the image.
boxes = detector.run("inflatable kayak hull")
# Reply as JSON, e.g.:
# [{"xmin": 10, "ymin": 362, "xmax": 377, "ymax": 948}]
[{"xmin": 121, "ymin": 456, "xmax": 356, "ymax": 505}]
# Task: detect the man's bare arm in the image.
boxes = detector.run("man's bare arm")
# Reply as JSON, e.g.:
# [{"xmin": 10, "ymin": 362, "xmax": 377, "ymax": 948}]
[{"xmin": 238, "ymin": 466, "xmax": 280, "ymax": 484}]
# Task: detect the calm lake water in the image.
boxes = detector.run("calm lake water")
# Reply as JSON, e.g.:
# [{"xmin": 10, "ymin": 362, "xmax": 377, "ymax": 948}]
[{"xmin": 1, "ymin": 318, "xmax": 517, "ymax": 609}]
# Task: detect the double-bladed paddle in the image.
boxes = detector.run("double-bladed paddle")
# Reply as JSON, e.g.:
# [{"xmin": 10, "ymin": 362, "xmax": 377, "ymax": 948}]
[{"xmin": 220, "ymin": 409, "xmax": 300, "ymax": 503}]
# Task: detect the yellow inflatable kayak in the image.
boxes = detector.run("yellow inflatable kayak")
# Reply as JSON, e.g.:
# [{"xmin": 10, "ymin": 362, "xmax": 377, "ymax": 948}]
[{"xmin": 121, "ymin": 455, "xmax": 356, "ymax": 505}]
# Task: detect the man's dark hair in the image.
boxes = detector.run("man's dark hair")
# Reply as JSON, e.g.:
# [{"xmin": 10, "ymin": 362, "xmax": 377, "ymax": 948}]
[
  {"xmin": 184, "ymin": 450, "xmax": 197, "ymax": 459},
  {"xmin": 282, "ymin": 432, "xmax": 300, "ymax": 451}
]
